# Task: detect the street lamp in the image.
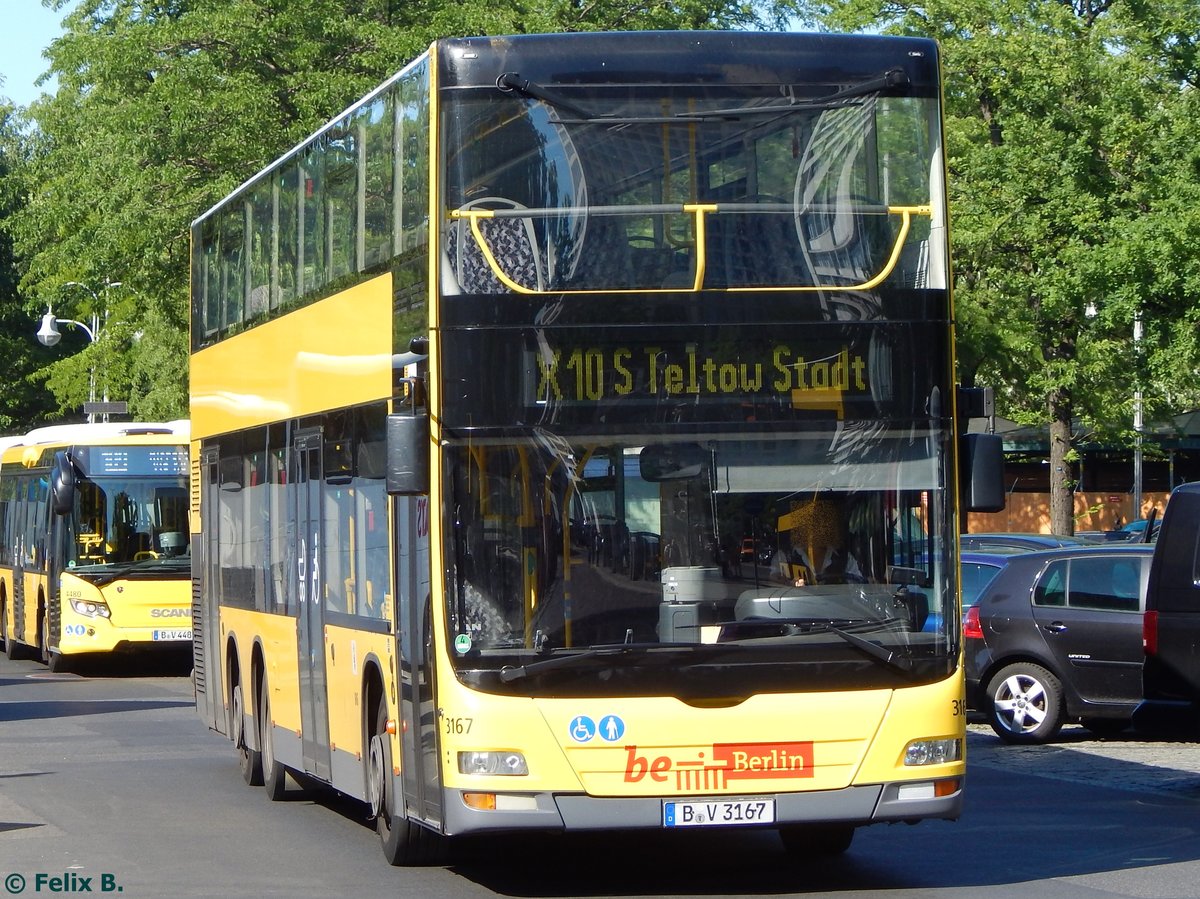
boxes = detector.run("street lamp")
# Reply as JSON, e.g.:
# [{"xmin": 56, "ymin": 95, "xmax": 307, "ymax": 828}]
[
  {"xmin": 1085, "ymin": 301, "xmax": 1143, "ymax": 520},
  {"xmin": 35, "ymin": 281, "xmax": 122, "ymax": 423}
]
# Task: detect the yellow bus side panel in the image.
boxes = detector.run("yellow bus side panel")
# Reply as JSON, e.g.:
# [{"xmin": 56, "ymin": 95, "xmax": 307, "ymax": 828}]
[
  {"xmin": 190, "ymin": 273, "xmax": 393, "ymax": 440},
  {"xmin": 219, "ymin": 606, "xmax": 301, "ymax": 734},
  {"xmin": 20, "ymin": 572, "xmax": 47, "ymax": 648},
  {"xmin": 0, "ymin": 568, "xmax": 42, "ymax": 650},
  {"xmin": 324, "ymin": 623, "xmax": 396, "ymax": 761}
]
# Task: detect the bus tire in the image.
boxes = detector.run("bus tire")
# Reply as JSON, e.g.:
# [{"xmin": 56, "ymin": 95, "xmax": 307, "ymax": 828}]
[
  {"xmin": 4, "ymin": 616, "xmax": 25, "ymax": 661},
  {"xmin": 778, "ymin": 824, "xmax": 855, "ymax": 857},
  {"xmin": 47, "ymin": 651, "xmax": 70, "ymax": 674},
  {"xmin": 232, "ymin": 683, "xmax": 263, "ymax": 787},
  {"xmin": 259, "ymin": 681, "xmax": 288, "ymax": 800},
  {"xmin": 370, "ymin": 698, "xmax": 441, "ymax": 866}
]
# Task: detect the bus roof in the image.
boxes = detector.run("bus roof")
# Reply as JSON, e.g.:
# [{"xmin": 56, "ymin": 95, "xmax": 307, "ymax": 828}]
[{"xmin": 1, "ymin": 420, "xmax": 190, "ymax": 450}]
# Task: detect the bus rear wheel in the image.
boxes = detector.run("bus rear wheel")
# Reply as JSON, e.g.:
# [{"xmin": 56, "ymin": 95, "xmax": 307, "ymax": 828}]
[
  {"xmin": 1, "ymin": 604, "xmax": 17, "ymax": 660},
  {"xmin": 4, "ymin": 615, "xmax": 26, "ymax": 661},
  {"xmin": 369, "ymin": 699, "xmax": 442, "ymax": 866},
  {"xmin": 259, "ymin": 681, "xmax": 288, "ymax": 800},
  {"xmin": 778, "ymin": 824, "xmax": 855, "ymax": 857},
  {"xmin": 232, "ymin": 683, "xmax": 263, "ymax": 786}
]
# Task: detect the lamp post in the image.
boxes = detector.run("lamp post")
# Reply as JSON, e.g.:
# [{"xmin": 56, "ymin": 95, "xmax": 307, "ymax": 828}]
[
  {"xmin": 1085, "ymin": 300, "xmax": 1143, "ymax": 522},
  {"xmin": 35, "ymin": 280, "xmax": 122, "ymax": 424},
  {"xmin": 1133, "ymin": 313, "xmax": 1143, "ymax": 519}
]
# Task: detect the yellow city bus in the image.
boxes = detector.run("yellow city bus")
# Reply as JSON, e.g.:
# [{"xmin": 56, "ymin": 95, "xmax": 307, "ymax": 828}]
[
  {"xmin": 0, "ymin": 421, "xmax": 192, "ymax": 671},
  {"xmin": 190, "ymin": 31, "xmax": 1003, "ymax": 865}
]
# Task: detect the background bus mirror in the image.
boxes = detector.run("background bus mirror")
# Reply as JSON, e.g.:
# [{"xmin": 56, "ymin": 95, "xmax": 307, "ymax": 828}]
[
  {"xmin": 639, "ymin": 444, "xmax": 707, "ymax": 481},
  {"xmin": 386, "ymin": 411, "xmax": 429, "ymax": 495},
  {"xmin": 961, "ymin": 433, "xmax": 1006, "ymax": 513},
  {"xmin": 50, "ymin": 450, "xmax": 76, "ymax": 516}
]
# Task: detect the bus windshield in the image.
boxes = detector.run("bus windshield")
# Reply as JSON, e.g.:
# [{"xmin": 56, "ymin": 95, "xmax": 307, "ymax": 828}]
[
  {"xmin": 444, "ymin": 428, "xmax": 953, "ymax": 697},
  {"xmin": 67, "ymin": 475, "xmax": 190, "ymax": 569}
]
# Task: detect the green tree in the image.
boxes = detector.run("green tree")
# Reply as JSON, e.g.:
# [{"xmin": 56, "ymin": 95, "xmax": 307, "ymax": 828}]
[
  {"xmin": 0, "ymin": 102, "xmax": 59, "ymax": 433},
  {"xmin": 797, "ymin": 0, "xmax": 1200, "ymax": 533},
  {"xmin": 8, "ymin": 0, "xmax": 793, "ymax": 425}
]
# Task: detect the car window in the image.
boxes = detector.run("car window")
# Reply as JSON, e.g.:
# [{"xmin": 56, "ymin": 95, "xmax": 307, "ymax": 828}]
[
  {"xmin": 961, "ymin": 562, "xmax": 1003, "ymax": 607},
  {"xmin": 1066, "ymin": 557, "xmax": 1142, "ymax": 612},
  {"xmin": 1034, "ymin": 560, "xmax": 1067, "ymax": 607}
]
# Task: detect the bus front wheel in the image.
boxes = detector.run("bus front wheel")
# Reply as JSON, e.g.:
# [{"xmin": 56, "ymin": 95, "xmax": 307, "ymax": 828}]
[{"xmin": 369, "ymin": 698, "xmax": 442, "ymax": 866}]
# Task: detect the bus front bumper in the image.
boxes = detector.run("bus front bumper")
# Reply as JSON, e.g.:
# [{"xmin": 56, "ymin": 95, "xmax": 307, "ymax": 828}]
[{"xmin": 440, "ymin": 779, "xmax": 962, "ymax": 836}]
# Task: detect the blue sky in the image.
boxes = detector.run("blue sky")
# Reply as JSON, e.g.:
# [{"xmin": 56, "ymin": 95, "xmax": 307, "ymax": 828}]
[{"xmin": 1, "ymin": 2, "xmax": 71, "ymax": 107}]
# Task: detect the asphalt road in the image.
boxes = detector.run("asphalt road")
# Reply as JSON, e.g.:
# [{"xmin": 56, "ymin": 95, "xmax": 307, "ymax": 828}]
[{"xmin": 3, "ymin": 651, "xmax": 1200, "ymax": 899}]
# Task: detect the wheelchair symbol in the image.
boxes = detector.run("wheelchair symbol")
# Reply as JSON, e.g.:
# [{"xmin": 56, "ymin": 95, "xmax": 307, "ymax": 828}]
[{"xmin": 569, "ymin": 715, "xmax": 597, "ymax": 743}]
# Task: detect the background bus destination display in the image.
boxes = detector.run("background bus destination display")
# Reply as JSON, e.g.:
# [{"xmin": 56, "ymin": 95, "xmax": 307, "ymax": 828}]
[{"xmin": 77, "ymin": 446, "xmax": 190, "ymax": 476}]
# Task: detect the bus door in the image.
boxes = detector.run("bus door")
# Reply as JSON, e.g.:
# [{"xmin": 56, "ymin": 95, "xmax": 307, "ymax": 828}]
[
  {"xmin": 395, "ymin": 494, "xmax": 442, "ymax": 827},
  {"xmin": 196, "ymin": 447, "xmax": 223, "ymax": 733},
  {"xmin": 11, "ymin": 523, "xmax": 26, "ymax": 645},
  {"xmin": 45, "ymin": 505, "xmax": 71, "ymax": 654},
  {"xmin": 294, "ymin": 429, "xmax": 332, "ymax": 781}
]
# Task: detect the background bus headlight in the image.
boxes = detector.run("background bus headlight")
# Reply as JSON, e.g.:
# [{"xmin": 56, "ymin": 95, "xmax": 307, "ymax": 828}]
[
  {"xmin": 69, "ymin": 599, "xmax": 112, "ymax": 619},
  {"xmin": 904, "ymin": 738, "xmax": 961, "ymax": 766},
  {"xmin": 458, "ymin": 751, "xmax": 528, "ymax": 776}
]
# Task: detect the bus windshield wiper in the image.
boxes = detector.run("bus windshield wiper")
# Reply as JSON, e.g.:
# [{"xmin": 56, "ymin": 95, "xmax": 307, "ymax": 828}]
[
  {"xmin": 686, "ymin": 67, "xmax": 910, "ymax": 119},
  {"xmin": 726, "ymin": 616, "xmax": 916, "ymax": 675},
  {"xmin": 830, "ymin": 624, "xmax": 912, "ymax": 672},
  {"xmin": 497, "ymin": 72, "xmax": 705, "ymax": 124},
  {"xmin": 498, "ymin": 641, "xmax": 688, "ymax": 683},
  {"xmin": 497, "ymin": 73, "xmax": 595, "ymax": 118},
  {"xmin": 73, "ymin": 556, "xmax": 191, "ymax": 587}
]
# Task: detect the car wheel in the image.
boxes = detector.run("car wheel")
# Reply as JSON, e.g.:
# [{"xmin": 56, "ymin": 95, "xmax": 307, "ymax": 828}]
[{"xmin": 986, "ymin": 662, "xmax": 1064, "ymax": 744}]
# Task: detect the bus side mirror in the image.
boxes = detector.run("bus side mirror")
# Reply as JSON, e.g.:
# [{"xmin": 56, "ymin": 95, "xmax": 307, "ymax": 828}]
[
  {"xmin": 386, "ymin": 411, "xmax": 429, "ymax": 495},
  {"xmin": 51, "ymin": 450, "xmax": 76, "ymax": 516},
  {"xmin": 961, "ymin": 433, "xmax": 1005, "ymax": 513}
]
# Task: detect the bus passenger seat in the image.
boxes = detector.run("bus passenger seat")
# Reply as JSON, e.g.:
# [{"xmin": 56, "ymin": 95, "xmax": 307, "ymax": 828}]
[
  {"xmin": 569, "ymin": 216, "xmax": 633, "ymax": 289},
  {"xmin": 447, "ymin": 198, "xmax": 544, "ymax": 293}
]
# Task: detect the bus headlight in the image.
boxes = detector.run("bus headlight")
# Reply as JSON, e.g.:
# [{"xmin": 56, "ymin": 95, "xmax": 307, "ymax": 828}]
[
  {"xmin": 458, "ymin": 751, "xmax": 529, "ymax": 776},
  {"xmin": 904, "ymin": 738, "xmax": 961, "ymax": 766},
  {"xmin": 69, "ymin": 599, "xmax": 112, "ymax": 619}
]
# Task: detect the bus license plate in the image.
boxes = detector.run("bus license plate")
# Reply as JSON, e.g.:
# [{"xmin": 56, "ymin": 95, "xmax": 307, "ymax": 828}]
[
  {"xmin": 663, "ymin": 798, "xmax": 775, "ymax": 827},
  {"xmin": 152, "ymin": 629, "xmax": 193, "ymax": 641}
]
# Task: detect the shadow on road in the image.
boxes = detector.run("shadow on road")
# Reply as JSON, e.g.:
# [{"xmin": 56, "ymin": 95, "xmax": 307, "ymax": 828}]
[{"xmin": 0, "ymin": 698, "xmax": 194, "ymax": 722}]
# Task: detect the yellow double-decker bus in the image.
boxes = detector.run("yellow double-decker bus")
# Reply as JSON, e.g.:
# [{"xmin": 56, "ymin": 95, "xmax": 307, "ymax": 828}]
[
  {"xmin": 190, "ymin": 31, "xmax": 1003, "ymax": 864},
  {"xmin": 0, "ymin": 421, "xmax": 192, "ymax": 671}
]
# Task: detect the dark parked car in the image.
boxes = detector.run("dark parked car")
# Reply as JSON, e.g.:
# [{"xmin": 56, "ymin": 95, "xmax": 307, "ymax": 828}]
[
  {"xmin": 960, "ymin": 550, "xmax": 1014, "ymax": 608},
  {"xmin": 1077, "ymin": 513, "xmax": 1161, "ymax": 545},
  {"xmin": 921, "ymin": 550, "xmax": 1014, "ymax": 633},
  {"xmin": 1133, "ymin": 485, "xmax": 1200, "ymax": 737},
  {"xmin": 960, "ymin": 532, "xmax": 1093, "ymax": 554},
  {"xmin": 965, "ymin": 544, "xmax": 1155, "ymax": 744}
]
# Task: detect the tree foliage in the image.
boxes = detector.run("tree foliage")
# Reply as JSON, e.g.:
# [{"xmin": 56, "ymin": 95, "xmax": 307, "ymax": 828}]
[
  {"xmin": 6, "ymin": 0, "xmax": 793, "ymax": 428},
  {"xmin": 0, "ymin": 103, "xmax": 60, "ymax": 432},
  {"xmin": 795, "ymin": 0, "xmax": 1200, "ymax": 532}
]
